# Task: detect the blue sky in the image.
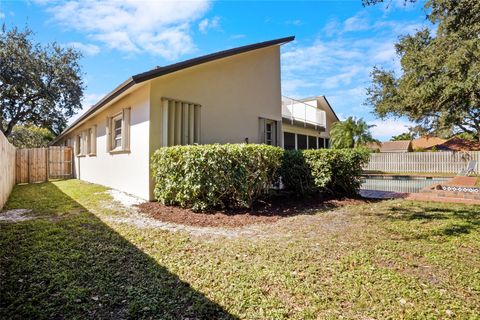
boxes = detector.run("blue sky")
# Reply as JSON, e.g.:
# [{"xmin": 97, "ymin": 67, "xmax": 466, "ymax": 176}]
[{"xmin": 1, "ymin": 0, "xmax": 430, "ymax": 140}]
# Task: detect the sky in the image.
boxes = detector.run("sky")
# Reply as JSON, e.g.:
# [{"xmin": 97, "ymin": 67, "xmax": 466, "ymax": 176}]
[{"xmin": 0, "ymin": 0, "xmax": 431, "ymax": 140}]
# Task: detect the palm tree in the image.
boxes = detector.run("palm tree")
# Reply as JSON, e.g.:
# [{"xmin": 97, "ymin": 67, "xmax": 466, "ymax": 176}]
[{"xmin": 330, "ymin": 117, "xmax": 377, "ymax": 149}]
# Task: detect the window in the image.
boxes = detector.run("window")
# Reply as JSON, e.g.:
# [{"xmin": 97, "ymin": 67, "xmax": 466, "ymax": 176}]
[
  {"xmin": 112, "ymin": 114, "xmax": 122, "ymax": 150},
  {"xmin": 325, "ymin": 138, "xmax": 330, "ymax": 149},
  {"xmin": 284, "ymin": 132, "xmax": 295, "ymax": 150},
  {"xmin": 107, "ymin": 108, "xmax": 130, "ymax": 153},
  {"xmin": 318, "ymin": 138, "xmax": 325, "ymax": 149},
  {"xmin": 297, "ymin": 134, "xmax": 307, "ymax": 150},
  {"xmin": 75, "ymin": 134, "xmax": 85, "ymax": 157},
  {"xmin": 161, "ymin": 98, "xmax": 201, "ymax": 146},
  {"xmin": 87, "ymin": 126, "xmax": 96, "ymax": 156},
  {"xmin": 260, "ymin": 118, "xmax": 277, "ymax": 146},
  {"xmin": 308, "ymin": 136, "xmax": 317, "ymax": 149}
]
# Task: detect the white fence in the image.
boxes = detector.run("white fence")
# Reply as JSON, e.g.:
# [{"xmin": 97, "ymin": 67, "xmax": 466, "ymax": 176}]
[{"xmin": 365, "ymin": 151, "xmax": 480, "ymax": 174}]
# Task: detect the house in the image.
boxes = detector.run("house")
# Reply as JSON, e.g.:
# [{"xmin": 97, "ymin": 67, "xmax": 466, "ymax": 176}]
[
  {"xmin": 411, "ymin": 136, "xmax": 446, "ymax": 151},
  {"xmin": 428, "ymin": 137, "xmax": 480, "ymax": 151},
  {"xmin": 365, "ymin": 141, "xmax": 382, "ymax": 152},
  {"xmin": 379, "ymin": 140, "xmax": 412, "ymax": 153},
  {"xmin": 53, "ymin": 36, "xmax": 338, "ymax": 200},
  {"xmin": 281, "ymin": 96, "xmax": 339, "ymax": 150}
]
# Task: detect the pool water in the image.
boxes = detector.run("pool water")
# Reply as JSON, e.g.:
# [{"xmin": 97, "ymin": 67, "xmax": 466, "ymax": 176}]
[{"xmin": 361, "ymin": 176, "xmax": 450, "ymax": 193}]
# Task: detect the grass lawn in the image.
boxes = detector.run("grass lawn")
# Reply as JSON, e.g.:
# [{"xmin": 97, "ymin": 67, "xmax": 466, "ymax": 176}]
[{"xmin": 1, "ymin": 180, "xmax": 479, "ymax": 319}]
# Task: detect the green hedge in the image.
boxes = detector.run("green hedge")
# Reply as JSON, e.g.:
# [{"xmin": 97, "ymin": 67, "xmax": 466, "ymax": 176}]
[
  {"xmin": 151, "ymin": 144, "xmax": 369, "ymax": 211},
  {"xmin": 281, "ymin": 148, "xmax": 370, "ymax": 196},
  {"xmin": 151, "ymin": 144, "xmax": 283, "ymax": 211}
]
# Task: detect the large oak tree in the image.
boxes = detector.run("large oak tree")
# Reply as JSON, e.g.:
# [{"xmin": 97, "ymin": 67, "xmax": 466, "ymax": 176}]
[
  {"xmin": 0, "ymin": 25, "xmax": 84, "ymax": 137},
  {"xmin": 364, "ymin": 0, "xmax": 480, "ymax": 141}
]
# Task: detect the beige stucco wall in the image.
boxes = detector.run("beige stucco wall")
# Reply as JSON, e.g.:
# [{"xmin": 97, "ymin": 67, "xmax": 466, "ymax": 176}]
[
  {"xmin": 55, "ymin": 45, "xmax": 283, "ymax": 201},
  {"xmin": 57, "ymin": 84, "xmax": 151, "ymax": 200},
  {"xmin": 148, "ymin": 46, "xmax": 282, "ymax": 199}
]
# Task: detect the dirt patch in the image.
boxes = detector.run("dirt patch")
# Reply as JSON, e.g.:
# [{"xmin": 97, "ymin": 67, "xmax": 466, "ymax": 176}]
[
  {"xmin": 137, "ymin": 195, "xmax": 374, "ymax": 228},
  {"xmin": 0, "ymin": 209, "xmax": 34, "ymax": 222},
  {"xmin": 107, "ymin": 189, "xmax": 144, "ymax": 208}
]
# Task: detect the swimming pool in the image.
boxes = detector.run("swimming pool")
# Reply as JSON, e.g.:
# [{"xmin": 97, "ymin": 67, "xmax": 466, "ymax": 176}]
[{"xmin": 361, "ymin": 175, "xmax": 450, "ymax": 193}]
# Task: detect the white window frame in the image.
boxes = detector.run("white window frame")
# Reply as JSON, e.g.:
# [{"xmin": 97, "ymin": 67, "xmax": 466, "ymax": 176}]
[
  {"xmin": 87, "ymin": 126, "xmax": 97, "ymax": 156},
  {"xmin": 264, "ymin": 119, "xmax": 277, "ymax": 146},
  {"xmin": 111, "ymin": 113, "xmax": 123, "ymax": 151},
  {"xmin": 75, "ymin": 134, "xmax": 85, "ymax": 157},
  {"xmin": 259, "ymin": 118, "xmax": 278, "ymax": 146},
  {"xmin": 107, "ymin": 108, "xmax": 131, "ymax": 154}
]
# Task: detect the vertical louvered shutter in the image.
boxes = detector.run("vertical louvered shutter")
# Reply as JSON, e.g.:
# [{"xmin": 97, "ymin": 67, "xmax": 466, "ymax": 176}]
[
  {"xmin": 258, "ymin": 118, "xmax": 265, "ymax": 144},
  {"xmin": 122, "ymin": 107, "xmax": 131, "ymax": 151},
  {"xmin": 91, "ymin": 125, "xmax": 97, "ymax": 155},
  {"xmin": 106, "ymin": 117, "xmax": 112, "ymax": 152}
]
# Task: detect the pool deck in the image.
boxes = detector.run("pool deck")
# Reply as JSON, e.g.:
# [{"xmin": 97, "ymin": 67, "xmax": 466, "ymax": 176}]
[
  {"xmin": 442, "ymin": 176, "xmax": 477, "ymax": 186},
  {"xmin": 360, "ymin": 189, "xmax": 480, "ymax": 205}
]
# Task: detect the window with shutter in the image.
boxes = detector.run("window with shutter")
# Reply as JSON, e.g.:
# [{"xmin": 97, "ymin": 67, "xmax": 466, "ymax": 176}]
[
  {"xmin": 88, "ymin": 126, "xmax": 97, "ymax": 156},
  {"xmin": 259, "ymin": 118, "xmax": 277, "ymax": 146},
  {"xmin": 107, "ymin": 108, "xmax": 131, "ymax": 154}
]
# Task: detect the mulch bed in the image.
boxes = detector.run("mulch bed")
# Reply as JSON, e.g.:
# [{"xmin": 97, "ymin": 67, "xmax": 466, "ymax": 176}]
[{"xmin": 136, "ymin": 195, "xmax": 374, "ymax": 228}]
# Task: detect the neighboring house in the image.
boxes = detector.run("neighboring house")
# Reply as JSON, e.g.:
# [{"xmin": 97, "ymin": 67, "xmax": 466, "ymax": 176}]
[
  {"xmin": 411, "ymin": 136, "xmax": 446, "ymax": 150},
  {"xmin": 365, "ymin": 141, "xmax": 382, "ymax": 152},
  {"xmin": 428, "ymin": 137, "xmax": 480, "ymax": 151},
  {"xmin": 379, "ymin": 140, "xmax": 412, "ymax": 153},
  {"xmin": 281, "ymin": 96, "xmax": 339, "ymax": 150},
  {"xmin": 52, "ymin": 36, "xmax": 320, "ymax": 200}
]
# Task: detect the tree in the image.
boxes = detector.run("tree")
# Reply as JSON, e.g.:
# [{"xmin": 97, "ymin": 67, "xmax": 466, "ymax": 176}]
[
  {"xmin": 390, "ymin": 132, "xmax": 417, "ymax": 141},
  {"xmin": 330, "ymin": 117, "xmax": 377, "ymax": 149},
  {"xmin": 0, "ymin": 25, "xmax": 84, "ymax": 137},
  {"xmin": 8, "ymin": 124, "xmax": 54, "ymax": 148},
  {"xmin": 364, "ymin": 0, "xmax": 480, "ymax": 142}
]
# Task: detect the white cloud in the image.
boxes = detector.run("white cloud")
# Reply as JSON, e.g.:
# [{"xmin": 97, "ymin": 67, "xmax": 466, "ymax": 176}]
[
  {"xmin": 0, "ymin": 11, "xmax": 5, "ymax": 19},
  {"xmin": 343, "ymin": 12, "xmax": 370, "ymax": 33},
  {"xmin": 281, "ymin": 10, "xmax": 426, "ymax": 141},
  {"xmin": 37, "ymin": 0, "xmax": 211, "ymax": 60},
  {"xmin": 323, "ymin": 10, "xmax": 427, "ymax": 37},
  {"xmin": 285, "ymin": 19, "xmax": 302, "ymax": 26},
  {"xmin": 198, "ymin": 16, "xmax": 220, "ymax": 34},
  {"xmin": 66, "ymin": 42, "xmax": 100, "ymax": 56},
  {"xmin": 280, "ymin": 12, "xmax": 426, "ymax": 98},
  {"xmin": 370, "ymin": 118, "xmax": 413, "ymax": 140},
  {"xmin": 231, "ymin": 34, "xmax": 246, "ymax": 39}
]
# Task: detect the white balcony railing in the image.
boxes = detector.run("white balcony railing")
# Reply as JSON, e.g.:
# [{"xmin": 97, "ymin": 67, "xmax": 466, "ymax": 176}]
[{"xmin": 281, "ymin": 96, "xmax": 326, "ymax": 128}]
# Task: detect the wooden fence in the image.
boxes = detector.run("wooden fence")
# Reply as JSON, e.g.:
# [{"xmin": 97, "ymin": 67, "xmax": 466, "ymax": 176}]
[
  {"xmin": 364, "ymin": 151, "xmax": 480, "ymax": 174},
  {"xmin": 16, "ymin": 147, "xmax": 73, "ymax": 184},
  {"xmin": 0, "ymin": 131, "xmax": 16, "ymax": 210}
]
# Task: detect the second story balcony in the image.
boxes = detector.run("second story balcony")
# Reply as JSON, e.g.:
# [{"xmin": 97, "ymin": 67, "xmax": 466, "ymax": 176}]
[{"xmin": 281, "ymin": 96, "xmax": 326, "ymax": 131}]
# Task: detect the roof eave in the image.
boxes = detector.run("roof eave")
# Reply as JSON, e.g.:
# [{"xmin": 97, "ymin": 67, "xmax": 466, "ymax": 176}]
[
  {"xmin": 51, "ymin": 77, "xmax": 135, "ymax": 144},
  {"xmin": 52, "ymin": 35, "xmax": 295, "ymax": 144}
]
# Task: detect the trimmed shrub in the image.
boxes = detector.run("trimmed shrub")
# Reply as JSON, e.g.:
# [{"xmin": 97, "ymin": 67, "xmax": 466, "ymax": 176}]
[
  {"xmin": 151, "ymin": 144, "xmax": 283, "ymax": 211},
  {"xmin": 280, "ymin": 150, "xmax": 316, "ymax": 195},
  {"xmin": 281, "ymin": 148, "xmax": 370, "ymax": 197}
]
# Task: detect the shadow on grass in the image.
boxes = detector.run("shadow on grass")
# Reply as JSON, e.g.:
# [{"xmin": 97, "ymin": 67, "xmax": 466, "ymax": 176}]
[
  {"xmin": 373, "ymin": 201, "xmax": 480, "ymax": 238},
  {"xmin": 0, "ymin": 182, "xmax": 237, "ymax": 319}
]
